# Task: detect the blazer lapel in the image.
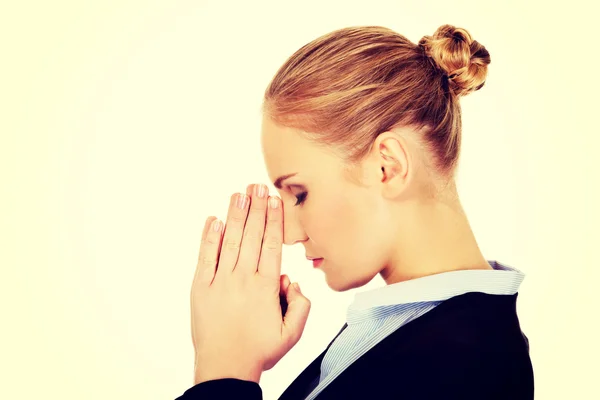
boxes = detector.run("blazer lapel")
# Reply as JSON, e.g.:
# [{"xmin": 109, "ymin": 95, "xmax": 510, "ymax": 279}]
[{"xmin": 278, "ymin": 323, "xmax": 348, "ymax": 400}]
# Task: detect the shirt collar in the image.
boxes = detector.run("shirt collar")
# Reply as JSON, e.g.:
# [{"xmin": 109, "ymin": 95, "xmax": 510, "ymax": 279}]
[{"xmin": 348, "ymin": 260, "xmax": 525, "ymax": 312}]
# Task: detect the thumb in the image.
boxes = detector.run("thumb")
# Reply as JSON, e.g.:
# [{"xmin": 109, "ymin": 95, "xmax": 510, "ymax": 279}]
[{"xmin": 282, "ymin": 282, "xmax": 311, "ymax": 345}]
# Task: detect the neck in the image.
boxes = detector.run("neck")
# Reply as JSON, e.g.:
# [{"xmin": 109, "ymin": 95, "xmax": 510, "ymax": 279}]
[{"xmin": 380, "ymin": 195, "xmax": 492, "ymax": 285}]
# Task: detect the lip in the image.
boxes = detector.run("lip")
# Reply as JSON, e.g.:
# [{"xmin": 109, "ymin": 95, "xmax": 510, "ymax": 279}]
[{"xmin": 312, "ymin": 258, "xmax": 324, "ymax": 268}]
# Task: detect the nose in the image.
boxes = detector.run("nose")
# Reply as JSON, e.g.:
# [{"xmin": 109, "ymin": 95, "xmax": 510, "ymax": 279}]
[{"xmin": 281, "ymin": 200, "xmax": 308, "ymax": 246}]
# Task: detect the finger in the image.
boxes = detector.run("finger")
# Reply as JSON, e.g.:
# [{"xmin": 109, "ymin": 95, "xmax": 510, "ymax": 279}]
[
  {"xmin": 280, "ymin": 274, "xmax": 291, "ymax": 292},
  {"xmin": 215, "ymin": 192, "xmax": 250, "ymax": 276},
  {"xmin": 257, "ymin": 195, "xmax": 283, "ymax": 279},
  {"xmin": 198, "ymin": 216, "xmax": 219, "ymax": 279},
  {"xmin": 194, "ymin": 217, "xmax": 223, "ymax": 286},
  {"xmin": 279, "ymin": 274, "xmax": 289, "ymax": 317},
  {"xmin": 199, "ymin": 216, "xmax": 218, "ymax": 249},
  {"xmin": 237, "ymin": 183, "xmax": 269, "ymax": 274},
  {"xmin": 282, "ymin": 281, "xmax": 311, "ymax": 346}
]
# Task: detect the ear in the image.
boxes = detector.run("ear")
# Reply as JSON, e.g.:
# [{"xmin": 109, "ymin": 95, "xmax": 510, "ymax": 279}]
[{"xmin": 373, "ymin": 132, "xmax": 412, "ymax": 198}]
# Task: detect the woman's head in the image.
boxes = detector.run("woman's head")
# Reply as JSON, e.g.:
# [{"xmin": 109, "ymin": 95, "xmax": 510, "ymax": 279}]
[{"xmin": 260, "ymin": 25, "xmax": 491, "ymax": 290}]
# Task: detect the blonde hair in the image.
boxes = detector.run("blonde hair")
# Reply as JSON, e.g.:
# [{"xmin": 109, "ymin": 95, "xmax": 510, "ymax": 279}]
[{"xmin": 262, "ymin": 24, "xmax": 491, "ymax": 179}]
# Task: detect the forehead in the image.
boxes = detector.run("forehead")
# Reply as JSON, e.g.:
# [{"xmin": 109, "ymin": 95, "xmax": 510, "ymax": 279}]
[
  {"xmin": 260, "ymin": 115, "xmax": 306, "ymax": 160},
  {"xmin": 260, "ymin": 115, "xmax": 346, "ymax": 186},
  {"xmin": 261, "ymin": 116, "xmax": 315, "ymax": 178}
]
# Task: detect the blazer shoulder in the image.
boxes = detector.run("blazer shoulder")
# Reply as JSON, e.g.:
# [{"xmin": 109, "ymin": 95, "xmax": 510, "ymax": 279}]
[
  {"xmin": 403, "ymin": 292, "xmax": 528, "ymax": 351},
  {"xmin": 364, "ymin": 292, "xmax": 532, "ymax": 379}
]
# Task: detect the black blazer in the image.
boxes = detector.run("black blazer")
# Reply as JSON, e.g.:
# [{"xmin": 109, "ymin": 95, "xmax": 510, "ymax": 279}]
[{"xmin": 176, "ymin": 292, "xmax": 534, "ymax": 399}]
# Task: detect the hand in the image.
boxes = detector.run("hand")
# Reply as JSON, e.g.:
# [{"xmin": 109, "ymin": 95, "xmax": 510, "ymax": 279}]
[{"xmin": 190, "ymin": 183, "xmax": 312, "ymax": 385}]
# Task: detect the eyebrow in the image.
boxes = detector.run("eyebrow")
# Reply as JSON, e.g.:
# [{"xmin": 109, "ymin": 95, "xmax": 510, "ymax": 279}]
[{"xmin": 273, "ymin": 172, "xmax": 298, "ymax": 189}]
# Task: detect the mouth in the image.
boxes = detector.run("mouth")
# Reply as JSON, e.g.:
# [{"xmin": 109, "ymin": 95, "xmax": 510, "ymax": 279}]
[{"xmin": 311, "ymin": 258, "xmax": 324, "ymax": 268}]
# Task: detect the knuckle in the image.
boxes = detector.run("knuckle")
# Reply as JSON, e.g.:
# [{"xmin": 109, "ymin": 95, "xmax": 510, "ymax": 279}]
[
  {"xmin": 205, "ymin": 235, "xmax": 220, "ymax": 245},
  {"xmin": 267, "ymin": 207, "xmax": 282, "ymax": 221},
  {"xmin": 248, "ymin": 208, "xmax": 266, "ymax": 220},
  {"xmin": 243, "ymin": 229, "xmax": 263, "ymax": 241},
  {"xmin": 267, "ymin": 214, "xmax": 282, "ymax": 226},
  {"xmin": 229, "ymin": 214, "xmax": 247, "ymax": 224},
  {"xmin": 199, "ymin": 255, "xmax": 216, "ymax": 266},
  {"xmin": 251, "ymin": 201, "xmax": 267, "ymax": 211},
  {"xmin": 223, "ymin": 238, "xmax": 240, "ymax": 251},
  {"xmin": 263, "ymin": 236, "xmax": 282, "ymax": 251}
]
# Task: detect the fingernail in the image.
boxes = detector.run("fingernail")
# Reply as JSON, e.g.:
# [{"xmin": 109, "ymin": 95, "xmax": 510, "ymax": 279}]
[
  {"xmin": 269, "ymin": 196, "xmax": 279, "ymax": 209},
  {"xmin": 212, "ymin": 219, "xmax": 222, "ymax": 232},
  {"xmin": 293, "ymin": 282, "xmax": 301, "ymax": 293},
  {"xmin": 237, "ymin": 194, "xmax": 248, "ymax": 209},
  {"xmin": 254, "ymin": 184, "xmax": 267, "ymax": 198}
]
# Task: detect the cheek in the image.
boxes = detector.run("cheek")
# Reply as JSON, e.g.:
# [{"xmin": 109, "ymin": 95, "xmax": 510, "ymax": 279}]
[
  {"xmin": 318, "ymin": 193, "xmax": 391, "ymax": 272},
  {"xmin": 301, "ymin": 193, "xmax": 352, "ymax": 245},
  {"xmin": 307, "ymin": 193, "xmax": 373, "ymax": 250}
]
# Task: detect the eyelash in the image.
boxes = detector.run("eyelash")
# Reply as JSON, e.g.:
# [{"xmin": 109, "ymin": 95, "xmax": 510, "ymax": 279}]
[{"xmin": 294, "ymin": 192, "xmax": 307, "ymax": 206}]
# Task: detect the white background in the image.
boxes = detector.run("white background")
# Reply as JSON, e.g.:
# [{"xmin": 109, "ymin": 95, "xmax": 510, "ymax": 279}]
[{"xmin": 1, "ymin": 0, "xmax": 597, "ymax": 398}]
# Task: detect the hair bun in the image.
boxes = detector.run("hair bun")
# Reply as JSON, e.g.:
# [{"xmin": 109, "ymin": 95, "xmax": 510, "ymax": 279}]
[{"xmin": 418, "ymin": 24, "xmax": 491, "ymax": 97}]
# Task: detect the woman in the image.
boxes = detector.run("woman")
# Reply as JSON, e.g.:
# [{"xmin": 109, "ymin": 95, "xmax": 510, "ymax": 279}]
[{"xmin": 177, "ymin": 24, "xmax": 534, "ymax": 399}]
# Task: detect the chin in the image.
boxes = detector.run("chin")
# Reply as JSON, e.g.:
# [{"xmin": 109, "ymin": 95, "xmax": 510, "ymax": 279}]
[
  {"xmin": 325, "ymin": 271, "xmax": 376, "ymax": 292},
  {"xmin": 326, "ymin": 280, "xmax": 354, "ymax": 292}
]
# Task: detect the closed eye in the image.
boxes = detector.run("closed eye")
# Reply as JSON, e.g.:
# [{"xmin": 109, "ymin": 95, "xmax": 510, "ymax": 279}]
[{"xmin": 294, "ymin": 192, "xmax": 307, "ymax": 206}]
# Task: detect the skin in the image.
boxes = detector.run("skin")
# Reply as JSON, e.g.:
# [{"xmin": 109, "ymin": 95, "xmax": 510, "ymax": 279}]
[
  {"xmin": 192, "ymin": 183, "xmax": 310, "ymax": 385},
  {"xmin": 260, "ymin": 114, "xmax": 492, "ymax": 291},
  {"xmin": 188, "ymin": 114, "xmax": 493, "ymax": 385}
]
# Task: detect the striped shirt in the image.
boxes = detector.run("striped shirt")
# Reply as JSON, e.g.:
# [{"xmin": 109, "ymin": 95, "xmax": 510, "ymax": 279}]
[{"xmin": 302, "ymin": 260, "xmax": 525, "ymax": 400}]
